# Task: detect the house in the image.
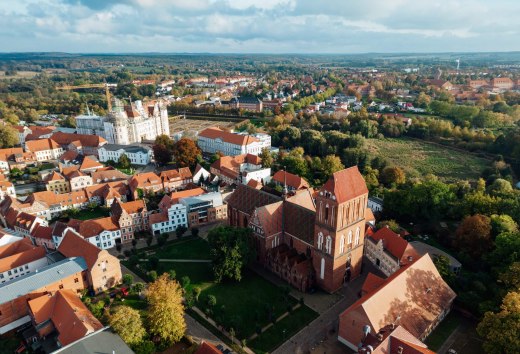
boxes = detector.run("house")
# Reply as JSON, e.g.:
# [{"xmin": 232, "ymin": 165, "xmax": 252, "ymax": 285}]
[
  {"xmin": 27, "ymin": 289, "xmax": 103, "ymax": 348},
  {"xmin": 160, "ymin": 167, "xmax": 193, "ymax": 192},
  {"xmin": 68, "ymin": 217, "xmax": 121, "ymax": 250},
  {"xmin": 58, "ymin": 230, "xmax": 122, "ymax": 293},
  {"xmin": 85, "ymin": 181, "xmax": 129, "ymax": 207},
  {"xmin": 111, "ymin": 199, "xmax": 148, "ymax": 243},
  {"xmin": 12, "ymin": 125, "xmax": 32, "ymax": 145},
  {"xmin": 98, "ymin": 144, "xmax": 153, "ymax": 166},
  {"xmin": 210, "ymin": 154, "xmax": 269, "ymax": 185},
  {"xmin": 50, "ymin": 131, "xmax": 107, "ymax": 157},
  {"xmin": 338, "ymin": 254, "xmax": 456, "ymax": 351},
  {"xmin": 25, "ymin": 138, "xmax": 64, "ymax": 162},
  {"xmin": 0, "ymin": 238, "xmax": 48, "ymax": 284},
  {"xmin": 228, "ymin": 167, "xmax": 369, "ymax": 293},
  {"xmin": 197, "ymin": 127, "xmax": 271, "ymax": 156},
  {"xmin": 61, "ymin": 167, "xmax": 93, "ymax": 192},
  {"xmin": 180, "ymin": 192, "xmax": 227, "ymax": 228},
  {"xmin": 469, "ymin": 79, "xmax": 489, "ymax": 89},
  {"xmin": 91, "ymin": 168, "xmax": 129, "ymax": 184},
  {"xmin": 30, "ymin": 224, "xmax": 55, "ymax": 250},
  {"xmin": 356, "ymin": 324, "xmax": 435, "ymax": 354},
  {"xmin": 368, "ymin": 196, "xmax": 383, "ymax": 213},
  {"xmin": 26, "ymin": 190, "xmax": 89, "ymax": 220},
  {"xmin": 229, "ymin": 96, "xmax": 263, "ymax": 112},
  {"xmin": 129, "ymin": 172, "xmax": 163, "ymax": 199},
  {"xmin": 23, "ymin": 126, "xmax": 56, "ymax": 143},
  {"xmin": 195, "ymin": 341, "xmax": 223, "ymax": 354},
  {"xmin": 364, "ymin": 226, "xmax": 419, "ymax": 276},
  {"xmin": 192, "ymin": 164, "xmax": 211, "ymax": 185},
  {"xmin": 491, "ymin": 77, "xmax": 514, "ymax": 91},
  {"xmin": 428, "ymin": 80, "xmax": 454, "ymax": 91},
  {"xmin": 0, "ymin": 174, "xmax": 15, "ymax": 201},
  {"xmin": 79, "ymin": 156, "xmax": 104, "ymax": 173},
  {"xmin": 272, "ymin": 170, "xmax": 310, "ymax": 192},
  {"xmin": 44, "ymin": 171, "xmax": 70, "ymax": 194},
  {"xmin": 0, "ymin": 257, "xmax": 88, "ymax": 335},
  {"xmin": 4, "ymin": 209, "xmax": 48, "ymax": 237}
]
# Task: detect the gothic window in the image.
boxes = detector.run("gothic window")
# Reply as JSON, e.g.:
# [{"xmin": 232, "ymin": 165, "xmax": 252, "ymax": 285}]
[
  {"xmin": 355, "ymin": 227, "xmax": 360, "ymax": 246},
  {"xmin": 320, "ymin": 258, "xmax": 325, "ymax": 279},
  {"xmin": 317, "ymin": 232, "xmax": 323, "ymax": 250},
  {"xmin": 325, "ymin": 236, "xmax": 332, "ymax": 254},
  {"xmin": 340, "ymin": 234, "xmax": 345, "ymax": 254},
  {"xmin": 348, "ymin": 231, "xmax": 352, "ymax": 245},
  {"xmin": 325, "ymin": 204, "xmax": 329, "ymax": 222}
]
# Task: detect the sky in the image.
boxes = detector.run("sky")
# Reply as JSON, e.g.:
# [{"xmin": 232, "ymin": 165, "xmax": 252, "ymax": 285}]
[{"xmin": 0, "ymin": 0, "xmax": 519, "ymax": 53}]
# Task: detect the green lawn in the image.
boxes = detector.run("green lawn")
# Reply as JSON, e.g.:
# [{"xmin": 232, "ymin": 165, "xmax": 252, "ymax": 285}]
[
  {"xmin": 154, "ymin": 237, "xmax": 211, "ymax": 260},
  {"xmin": 197, "ymin": 270, "xmax": 297, "ymax": 339},
  {"xmin": 425, "ymin": 312, "xmax": 461, "ymax": 351},
  {"xmin": 249, "ymin": 306, "xmax": 318, "ymax": 354},
  {"xmin": 157, "ymin": 262, "xmax": 214, "ymax": 287},
  {"xmin": 365, "ymin": 137, "xmax": 490, "ymax": 182},
  {"xmin": 74, "ymin": 207, "xmax": 110, "ymax": 220}
]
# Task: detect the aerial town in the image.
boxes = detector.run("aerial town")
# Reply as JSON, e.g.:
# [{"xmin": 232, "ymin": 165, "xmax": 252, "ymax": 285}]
[{"xmin": 0, "ymin": 2, "xmax": 519, "ymax": 354}]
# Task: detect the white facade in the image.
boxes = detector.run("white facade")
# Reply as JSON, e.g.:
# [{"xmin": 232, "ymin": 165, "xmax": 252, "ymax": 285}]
[
  {"xmin": 150, "ymin": 204, "xmax": 188, "ymax": 235},
  {"xmin": 193, "ymin": 166, "xmax": 211, "ymax": 184},
  {"xmin": 88, "ymin": 230, "xmax": 121, "ymax": 250},
  {"xmin": 76, "ymin": 100, "xmax": 170, "ymax": 145},
  {"xmin": 197, "ymin": 132, "xmax": 271, "ymax": 156},
  {"xmin": 368, "ymin": 197, "xmax": 383, "ymax": 213},
  {"xmin": 98, "ymin": 145, "xmax": 152, "ymax": 166},
  {"xmin": 69, "ymin": 175, "xmax": 93, "ymax": 192},
  {"xmin": 242, "ymin": 167, "xmax": 271, "ymax": 184},
  {"xmin": 0, "ymin": 257, "xmax": 49, "ymax": 284},
  {"xmin": 0, "ymin": 183, "xmax": 16, "ymax": 201},
  {"xmin": 364, "ymin": 238, "xmax": 400, "ymax": 277},
  {"xmin": 33, "ymin": 148, "xmax": 64, "ymax": 162}
]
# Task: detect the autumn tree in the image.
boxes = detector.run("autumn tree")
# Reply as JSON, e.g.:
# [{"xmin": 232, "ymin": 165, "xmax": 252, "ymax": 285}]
[
  {"xmin": 173, "ymin": 138, "xmax": 201, "ymax": 168},
  {"xmin": 477, "ymin": 291, "xmax": 520, "ymax": 354},
  {"xmin": 455, "ymin": 214, "xmax": 492, "ymax": 259},
  {"xmin": 259, "ymin": 147, "xmax": 274, "ymax": 168},
  {"xmin": 153, "ymin": 134, "xmax": 174, "ymax": 166},
  {"xmin": 0, "ymin": 124, "xmax": 19, "ymax": 148},
  {"xmin": 146, "ymin": 274, "xmax": 186, "ymax": 344},
  {"xmin": 490, "ymin": 215, "xmax": 518, "ymax": 238},
  {"xmin": 321, "ymin": 155, "xmax": 344, "ymax": 180},
  {"xmin": 207, "ymin": 226, "xmax": 254, "ymax": 282},
  {"xmin": 380, "ymin": 166, "xmax": 406, "ymax": 186},
  {"xmin": 109, "ymin": 305, "xmax": 146, "ymax": 346}
]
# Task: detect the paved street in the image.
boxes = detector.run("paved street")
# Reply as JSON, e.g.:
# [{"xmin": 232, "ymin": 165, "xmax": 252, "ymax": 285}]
[{"xmin": 185, "ymin": 314, "xmax": 232, "ymax": 352}]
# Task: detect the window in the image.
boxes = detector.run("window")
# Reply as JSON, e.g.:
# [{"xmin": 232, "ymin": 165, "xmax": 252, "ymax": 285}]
[
  {"xmin": 340, "ymin": 234, "xmax": 345, "ymax": 254},
  {"xmin": 325, "ymin": 236, "xmax": 332, "ymax": 254},
  {"xmin": 348, "ymin": 231, "xmax": 352, "ymax": 244},
  {"xmin": 74, "ymin": 278, "xmax": 79, "ymax": 283},
  {"xmin": 59, "ymin": 284, "xmax": 64, "ymax": 289},
  {"xmin": 324, "ymin": 205, "xmax": 329, "ymax": 222},
  {"xmin": 355, "ymin": 227, "xmax": 360, "ymax": 246},
  {"xmin": 317, "ymin": 232, "xmax": 323, "ymax": 250}
]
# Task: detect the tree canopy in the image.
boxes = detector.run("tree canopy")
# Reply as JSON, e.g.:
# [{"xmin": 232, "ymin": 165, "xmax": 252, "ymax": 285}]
[
  {"xmin": 173, "ymin": 138, "xmax": 200, "ymax": 168},
  {"xmin": 109, "ymin": 305, "xmax": 146, "ymax": 346}
]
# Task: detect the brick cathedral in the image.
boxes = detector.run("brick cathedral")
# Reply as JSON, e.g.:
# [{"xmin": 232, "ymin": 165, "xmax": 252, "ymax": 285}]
[{"xmin": 227, "ymin": 166, "xmax": 372, "ymax": 293}]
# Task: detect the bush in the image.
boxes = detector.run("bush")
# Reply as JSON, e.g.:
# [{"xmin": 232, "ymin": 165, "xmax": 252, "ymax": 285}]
[
  {"xmin": 191, "ymin": 227, "xmax": 199, "ymax": 237},
  {"xmin": 181, "ymin": 276, "xmax": 190, "ymax": 289},
  {"xmin": 133, "ymin": 282, "xmax": 145, "ymax": 294},
  {"xmin": 176, "ymin": 225, "xmax": 187, "ymax": 238},
  {"xmin": 132, "ymin": 340, "xmax": 155, "ymax": 354},
  {"xmin": 147, "ymin": 270, "xmax": 158, "ymax": 281},
  {"xmin": 146, "ymin": 236, "xmax": 153, "ymax": 247},
  {"xmin": 207, "ymin": 295, "xmax": 217, "ymax": 307},
  {"xmin": 168, "ymin": 269, "xmax": 176, "ymax": 280},
  {"xmin": 123, "ymin": 274, "xmax": 134, "ymax": 286}
]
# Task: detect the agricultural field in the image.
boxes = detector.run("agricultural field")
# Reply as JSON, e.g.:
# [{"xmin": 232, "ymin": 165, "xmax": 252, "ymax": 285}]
[
  {"xmin": 0, "ymin": 70, "xmax": 39, "ymax": 79},
  {"xmin": 365, "ymin": 137, "xmax": 490, "ymax": 182},
  {"xmin": 169, "ymin": 117, "xmax": 238, "ymax": 136}
]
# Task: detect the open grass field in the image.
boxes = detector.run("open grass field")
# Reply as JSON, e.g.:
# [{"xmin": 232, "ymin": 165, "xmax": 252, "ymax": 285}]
[
  {"xmin": 425, "ymin": 312, "xmax": 484, "ymax": 354},
  {"xmin": 365, "ymin": 137, "xmax": 490, "ymax": 181},
  {"xmin": 74, "ymin": 207, "xmax": 110, "ymax": 220},
  {"xmin": 154, "ymin": 237, "xmax": 211, "ymax": 260}
]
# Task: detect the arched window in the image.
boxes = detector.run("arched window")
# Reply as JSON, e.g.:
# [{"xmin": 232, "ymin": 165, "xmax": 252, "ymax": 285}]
[
  {"xmin": 320, "ymin": 258, "xmax": 325, "ymax": 279},
  {"xmin": 348, "ymin": 231, "xmax": 352, "ymax": 245},
  {"xmin": 340, "ymin": 234, "xmax": 345, "ymax": 254},
  {"xmin": 317, "ymin": 232, "xmax": 323, "ymax": 250},
  {"xmin": 355, "ymin": 227, "xmax": 360, "ymax": 246},
  {"xmin": 326, "ymin": 236, "xmax": 332, "ymax": 254},
  {"xmin": 325, "ymin": 204, "xmax": 329, "ymax": 222}
]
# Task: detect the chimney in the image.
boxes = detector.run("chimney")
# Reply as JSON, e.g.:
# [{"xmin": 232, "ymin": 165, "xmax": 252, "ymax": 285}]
[{"xmin": 397, "ymin": 346, "xmax": 403, "ymax": 354}]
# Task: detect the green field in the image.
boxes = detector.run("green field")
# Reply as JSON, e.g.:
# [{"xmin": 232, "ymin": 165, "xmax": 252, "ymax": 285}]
[
  {"xmin": 154, "ymin": 237, "xmax": 211, "ymax": 260},
  {"xmin": 366, "ymin": 137, "xmax": 490, "ymax": 181}
]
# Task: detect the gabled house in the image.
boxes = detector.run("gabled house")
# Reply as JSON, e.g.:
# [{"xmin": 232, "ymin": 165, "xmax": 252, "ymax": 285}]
[
  {"xmin": 25, "ymin": 138, "xmax": 64, "ymax": 162},
  {"xmin": 58, "ymin": 230, "xmax": 122, "ymax": 293},
  {"xmin": 160, "ymin": 167, "xmax": 193, "ymax": 192},
  {"xmin": 129, "ymin": 172, "xmax": 163, "ymax": 199},
  {"xmin": 110, "ymin": 199, "xmax": 148, "ymax": 243},
  {"xmin": 272, "ymin": 170, "xmax": 310, "ymax": 192}
]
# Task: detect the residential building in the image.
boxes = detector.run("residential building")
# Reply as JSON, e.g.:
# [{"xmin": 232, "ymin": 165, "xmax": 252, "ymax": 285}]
[
  {"xmin": 30, "ymin": 224, "xmax": 55, "ymax": 250},
  {"xmin": 180, "ymin": 192, "xmax": 227, "ymax": 227},
  {"xmin": 0, "ymin": 238, "xmax": 48, "ymax": 284},
  {"xmin": 338, "ymin": 254, "xmax": 456, "ymax": 351},
  {"xmin": 85, "ymin": 181, "xmax": 129, "ymax": 207},
  {"xmin": 25, "ymin": 138, "xmax": 64, "ymax": 162},
  {"xmin": 27, "ymin": 289, "xmax": 103, "ymax": 348},
  {"xmin": 364, "ymin": 226, "xmax": 419, "ymax": 276},
  {"xmin": 4, "ymin": 209, "xmax": 48, "ymax": 237},
  {"xmin": 210, "ymin": 154, "xmax": 270, "ymax": 185},
  {"xmin": 50, "ymin": 132, "xmax": 107, "ymax": 157},
  {"xmin": 61, "ymin": 167, "xmax": 93, "ymax": 192},
  {"xmin": 491, "ymin": 77, "xmax": 514, "ymax": 90},
  {"xmin": 160, "ymin": 167, "xmax": 193, "ymax": 192},
  {"xmin": 25, "ymin": 190, "xmax": 89, "ymax": 220},
  {"xmin": 68, "ymin": 217, "xmax": 121, "ymax": 250},
  {"xmin": 0, "ymin": 228, "xmax": 23, "ymax": 247},
  {"xmin": 193, "ymin": 164, "xmax": 211, "ymax": 184},
  {"xmin": 0, "ymin": 257, "xmax": 88, "ymax": 335},
  {"xmin": 272, "ymin": 170, "xmax": 310, "ymax": 192},
  {"xmin": 58, "ymin": 230, "xmax": 122, "ymax": 292},
  {"xmin": 91, "ymin": 168, "xmax": 129, "ymax": 184},
  {"xmin": 44, "ymin": 171, "xmax": 70, "ymax": 194},
  {"xmin": 368, "ymin": 196, "xmax": 383, "ymax": 213},
  {"xmin": 78, "ymin": 156, "xmax": 104, "ymax": 173},
  {"xmin": 0, "ymin": 174, "xmax": 15, "ymax": 201},
  {"xmin": 197, "ymin": 127, "xmax": 271, "ymax": 156},
  {"xmin": 51, "ymin": 328, "xmax": 134, "ymax": 354},
  {"xmin": 75, "ymin": 99, "xmax": 170, "ymax": 145},
  {"xmin": 111, "ymin": 199, "xmax": 148, "ymax": 243},
  {"xmin": 98, "ymin": 144, "xmax": 153, "ymax": 166},
  {"xmin": 227, "ymin": 167, "xmax": 370, "ymax": 293},
  {"xmin": 129, "ymin": 172, "xmax": 163, "ymax": 199},
  {"xmin": 356, "ymin": 324, "xmax": 435, "ymax": 354}
]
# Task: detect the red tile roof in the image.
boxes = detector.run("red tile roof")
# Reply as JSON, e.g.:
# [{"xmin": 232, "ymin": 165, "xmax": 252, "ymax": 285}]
[
  {"xmin": 199, "ymin": 127, "xmax": 260, "ymax": 146},
  {"xmin": 370, "ymin": 227, "xmax": 419, "ymax": 265},
  {"xmin": 51, "ymin": 131, "xmax": 107, "ymax": 147},
  {"xmin": 0, "ymin": 238, "xmax": 46, "ymax": 273},
  {"xmin": 272, "ymin": 170, "xmax": 309, "ymax": 190},
  {"xmin": 170, "ymin": 187, "xmax": 205, "ymax": 204},
  {"xmin": 58, "ymin": 230, "xmax": 102, "ymax": 269},
  {"xmin": 321, "ymin": 166, "xmax": 368, "ymax": 203},
  {"xmin": 195, "ymin": 341, "xmax": 222, "ymax": 354},
  {"xmin": 25, "ymin": 138, "xmax": 61, "ymax": 152}
]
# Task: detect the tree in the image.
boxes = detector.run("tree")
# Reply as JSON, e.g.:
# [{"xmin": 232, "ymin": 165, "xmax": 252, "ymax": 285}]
[
  {"xmin": 321, "ymin": 155, "xmax": 344, "ymax": 180},
  {"xmin": 123, "ymin": 274, "xmax": 134, "ymax": 286},
  {"xmin": 118, "ymin": 154, "xmax": 131, "ymax": 169},
  {"xmin": 109, "ymin": 306, "xmax": 146, "ymax": 346},
  {"xmin": 0, "ymin": 124, "xmax": 19, "ymax": 148},
  {"xmin": 477, "ymin": 291, "xmax": 520, "ymax": 354},
  {"xmin": 193, "ymin": 287, "xmax": 201, "ymax": 301},
  {"xmin": 153, "ymin": 143, "xmax": 172, "ymax": 166},
  {"xmin": 490, "ymin": 215, "xmax": 518, "ymax": 238},
  {"xmin": 173, "ymin": 138, "xmax": 200, "ymax": 168},
  {"xmin": 380, "ymin": 166, "xmax": 406, "ymax": 186},
  {"xmin": 487, "ymin": 178, "xmax": 513, "ymax": 195},
  {"xmin": 433, "ymin": 255, "xmax": 455, "ymax": 284},
  {"xmin": 147, "ymin": 270, "xmax": 158, "ymax": 281},
  {"xmin": 207, "ymin": 295, "xmax": 217, "ymax": 308},
  {"xmin": 176, "ymin": 225, "xmax": 187, "ymax": 238},
  {"xmin": 168, "ymin": 269, "xmax": 177, "ymax": 280},
  {"xmin": 376, "ymin": 220, "xmax": 400, "ymax": 233},
  {"xmin": 191, "ymin": 227, "xmax": 199, "ymax": 237},
  {"xmin": 259, "ymin": 147, "xmax": 274, "ymax": 168},
  {"xmin": 207, "ymin": 226, "xmax": 254, "ymax": 282},
  {"xmin": 133, "ymin": 282, "xmax": 145, "ymax": 294},
  {"xmin": 146, "ymin": 274, "xmax": 186, "ymax": 344},
  {"xmin": 455, "ymin": 214, "xmax": 492, "ymax": 259}
]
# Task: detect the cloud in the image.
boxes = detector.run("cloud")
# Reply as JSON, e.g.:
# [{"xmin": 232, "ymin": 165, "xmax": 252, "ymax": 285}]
[{"xmin": 0, "ymin": 0, "xmax": 518, "ymax": 53}]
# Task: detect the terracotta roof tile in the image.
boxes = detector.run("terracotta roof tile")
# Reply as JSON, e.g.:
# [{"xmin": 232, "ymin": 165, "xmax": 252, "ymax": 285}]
[
  {"xmin": 370, "ymin": 227, "xmax": 419, "ymax": 264},
  {"xmin": 272, "ymin": 170, "xmax": 310, "ymax": 190},
  {"xmin": 58, "ymin": 230, "xmax": 101, "ymax": 269},
  {"xmin": 25, "ymin": 138, "xmax": 61, "ymax": 152},
  {"xmin": 199, "ymin": 127, "xmax": 260, "ymax": 146},
  {"xmin": 51, "ymin": 131, "xmax": 107, "ymax": 147},
  {"xmin": 321, "ymin": 166, "xmax": 368, "ymax": 203}
]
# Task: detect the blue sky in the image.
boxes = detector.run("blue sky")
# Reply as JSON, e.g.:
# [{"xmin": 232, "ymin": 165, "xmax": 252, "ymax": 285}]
[{"xmin": 0, "ymin": 0, "xmax": 519, "ymax": 53}]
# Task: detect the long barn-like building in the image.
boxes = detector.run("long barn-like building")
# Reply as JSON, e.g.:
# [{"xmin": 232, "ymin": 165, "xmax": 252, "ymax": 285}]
[{"xmin": 227, "ymin": 166, "xmax": 373, "ymax": 293}]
